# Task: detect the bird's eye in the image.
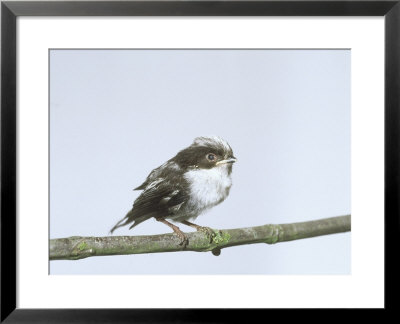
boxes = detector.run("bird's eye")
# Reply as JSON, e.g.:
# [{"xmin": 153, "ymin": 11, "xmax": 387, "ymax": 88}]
[{"xmin": 207, "ymin": 153, "xmax": 216, "ymax": 161}]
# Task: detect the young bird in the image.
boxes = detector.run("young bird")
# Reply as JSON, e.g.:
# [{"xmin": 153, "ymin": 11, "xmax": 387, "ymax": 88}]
[{"xmin": 110, "ymin": 136, "xmax": 237, "ymax": 247}]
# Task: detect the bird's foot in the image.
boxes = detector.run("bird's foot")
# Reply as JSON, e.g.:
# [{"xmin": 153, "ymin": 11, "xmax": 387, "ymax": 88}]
[
  {"xmin": 196, "ymin": 226, "xmax": 217, "ymax": 243},
  {"xmin": 156, "ymin": 217, "xmax": 189, "ymax": 248},
  {"xmin": 180, "ymin": 220, "xmax": 218, "ymax": 243},
  {"xmin": 174, "ymin": 230, "xmax": 189, "ymax": 248}
]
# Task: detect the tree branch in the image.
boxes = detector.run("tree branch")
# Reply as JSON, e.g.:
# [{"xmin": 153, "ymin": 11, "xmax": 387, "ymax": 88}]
[{"xmin": 49, "ymin": 215, "xmax": 351, "ymax": 260}]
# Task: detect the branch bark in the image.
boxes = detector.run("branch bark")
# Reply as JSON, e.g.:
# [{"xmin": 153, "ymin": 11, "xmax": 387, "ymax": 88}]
[{"xmin": 49, "ymin": 215, "xmax": 351, "ymax": 260}]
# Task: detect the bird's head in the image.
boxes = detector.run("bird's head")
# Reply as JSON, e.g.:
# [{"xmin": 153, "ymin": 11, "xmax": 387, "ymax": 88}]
[{"xmin": 173, "ymin": 136, "xmax": 237, "ymax": 173}]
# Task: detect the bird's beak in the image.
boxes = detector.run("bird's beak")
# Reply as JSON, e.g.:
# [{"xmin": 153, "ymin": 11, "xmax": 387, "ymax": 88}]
[{"xmin": 216, "ymin": 157, "xmax": 237, "ymax": 165}]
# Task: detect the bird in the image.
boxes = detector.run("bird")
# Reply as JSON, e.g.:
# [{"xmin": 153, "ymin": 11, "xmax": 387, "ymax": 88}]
[{"xmin": 110, "ymin": 136, "xmax": 237, "ymax": 247}]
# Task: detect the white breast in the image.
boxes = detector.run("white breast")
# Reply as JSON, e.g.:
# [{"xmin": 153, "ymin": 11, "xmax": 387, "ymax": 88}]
[{"xmin": 184, "ymin": 165, "xmax": 232, "ymax": 216}]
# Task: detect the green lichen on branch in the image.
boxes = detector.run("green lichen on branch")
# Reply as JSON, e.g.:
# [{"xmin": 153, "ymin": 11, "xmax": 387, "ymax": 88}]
[
  {"xmin": 77, "ymin": 241, "xmax": 88, "ymax": 251},
  {"xmin": 49, "ymin": 215, "xmax": 350, "ymax": 261},
  {"xmin": 212, "ymin": 230, "xmax": 231, "ymax": 245}
]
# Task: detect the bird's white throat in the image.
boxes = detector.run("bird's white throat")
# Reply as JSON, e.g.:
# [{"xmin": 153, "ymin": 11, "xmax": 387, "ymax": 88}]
[{"xmin": 183, "ymin": 165, "xmax": 232, "ymax": 215}]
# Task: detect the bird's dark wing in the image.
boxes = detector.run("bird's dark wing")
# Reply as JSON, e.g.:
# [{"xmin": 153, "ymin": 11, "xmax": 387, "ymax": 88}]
[
  {"xmin": 133, "ymin": 160, "xmax": 181, "ymax": 190},
  {"xmin": 133, "ymin": 164, "xmax": 166, "ymax": 190},
  {"xmin": 134, "ymin": 182, "xmax": 147, "ymax": 190},
  {"xmin": 110, "ymin": 177, "xmax": 188, "ymax": 233}
]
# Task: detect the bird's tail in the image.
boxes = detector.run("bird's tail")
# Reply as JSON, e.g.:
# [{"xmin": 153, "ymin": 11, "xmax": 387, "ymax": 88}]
[
  {"xmin": 109, "ymin": 209, "xmax": 146, "ymax": 234},
  {"xmin": 109, "ymin": 217, "xmax": 127, "ymax": 234}
]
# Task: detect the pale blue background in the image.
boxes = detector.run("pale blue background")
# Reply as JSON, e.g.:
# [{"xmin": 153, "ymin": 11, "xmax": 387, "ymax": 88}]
[{"xmin": 50, "ymin": 49, "xmax": 351, "ymax": 274}]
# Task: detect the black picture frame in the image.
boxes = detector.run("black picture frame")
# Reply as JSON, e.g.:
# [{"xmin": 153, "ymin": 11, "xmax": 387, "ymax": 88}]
[{"xmin": 1, "ymin": 0, "xmax": 399, "ymax": 322}]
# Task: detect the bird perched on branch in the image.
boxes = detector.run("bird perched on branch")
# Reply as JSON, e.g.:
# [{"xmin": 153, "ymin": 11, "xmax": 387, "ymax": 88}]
[{"xmin": 110, "ymin": 136, "xmax": 237, "ymax": 247}]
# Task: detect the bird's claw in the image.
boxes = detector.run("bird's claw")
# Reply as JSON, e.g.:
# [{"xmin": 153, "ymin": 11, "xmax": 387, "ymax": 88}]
[
  {"xmin": 197, "ymin": 226, "xmax": 217, "ymax": 243},
  {"xmin": 174, "ymin": 231, "xmax": 189, "ymax": 248}
]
